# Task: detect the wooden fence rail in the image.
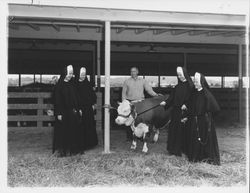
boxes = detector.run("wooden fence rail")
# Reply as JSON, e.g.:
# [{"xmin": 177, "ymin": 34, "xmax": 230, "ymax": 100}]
[
  {"xmin": 8, "ymin": 92, "xmax": 54, "ymax": 129},
  {"xmin": 8, "ymin": 91, "xmax": 103, "ymax": 130}
]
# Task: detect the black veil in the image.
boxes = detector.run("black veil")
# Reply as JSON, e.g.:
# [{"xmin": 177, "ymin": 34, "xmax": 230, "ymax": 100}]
[{"xmin": 199, "ymin": 73, "xmax": 220, "ymax": 112}]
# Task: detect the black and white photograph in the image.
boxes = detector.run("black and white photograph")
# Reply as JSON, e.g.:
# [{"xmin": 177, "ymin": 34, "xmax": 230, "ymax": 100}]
[{"xmin": 0, "ymin": 0, "xmax": 249, "ymax": 192}]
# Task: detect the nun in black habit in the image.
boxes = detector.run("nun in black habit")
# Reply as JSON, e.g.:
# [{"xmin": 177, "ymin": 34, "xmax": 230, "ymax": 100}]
[
  {"xmin": 76, "ymin": 67, "xmax": 98, "ymax": 150},
  {"xmin": 160, "ymin": 66, "xmax": 194, "ymax": 156},
  {"xmin": 53, "ymin": 65, "xmax": 83, "ymax": 156},
  {"xmin": 187, "ymin": 72, "xmax": 220, "ymax": 165}
]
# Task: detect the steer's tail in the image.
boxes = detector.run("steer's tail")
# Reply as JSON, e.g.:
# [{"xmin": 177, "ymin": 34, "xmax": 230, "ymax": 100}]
[{"xmin": 157, "ymin": 119, "xmax": 171, "ymax": 131}]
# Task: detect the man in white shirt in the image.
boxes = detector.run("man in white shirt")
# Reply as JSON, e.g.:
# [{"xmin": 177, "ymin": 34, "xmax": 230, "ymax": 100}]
[{"xmin": 122, "ymin": 67, "xmax": 158, "ymax": 101}]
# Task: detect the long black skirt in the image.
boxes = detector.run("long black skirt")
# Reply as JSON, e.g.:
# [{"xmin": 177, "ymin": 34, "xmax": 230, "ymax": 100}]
[
  {"xmin": 167, "ymin": 107, "xmax": 183, "ymax": 156},
  {"xmin": 80, "ymin": 105, "xmax": 98, "ymax": 150},
  {"xmin": 52, "ymin": 110, "xmax": 82, "ymax": 156},
  {"xmin": 188, "ymin": 115, "xmax": 220, "ymax": 165}
]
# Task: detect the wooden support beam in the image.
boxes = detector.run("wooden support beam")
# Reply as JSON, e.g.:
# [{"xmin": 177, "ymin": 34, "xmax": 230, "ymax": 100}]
[
  {"xmin": 8, "ymin": 104, "xmax": 53, "ymax": 109},
  {"xmin": 116, "ymin": 27, "xmax": 125, "ymax": 34},
  {"xmin": 18, "ymin": 74, "xmax": 21, "ymax": 87},
  {"xmin": 223, "ymin": 31, "xmax": 246, "ymax": 37},
  {"xmin": 51, "ymin": 23, "xmax": 60, "ymax": 32},
  {"xmin": 183, "ymin": 52, "xmax": 187, "ymax": 68},
  {"xmin": 91, "ymin": 49, "xmax": 96, "ymax": 86},
  {"xmin": 171, "ymin": 29, "xmax": 190, "ymax": 35},
  {"xmin": 96, "ymin": 27, "xmax": 102, "ymax": 33},
  {"xmin": 135, "ymin": 29, "xmax": 148, "ymax": 34},
  {"xmin": 8, "ymin": 92, "xmax": 52, "ymax": 98},
  {"xmin": 8, "ymin": 127, "xmax": 54, "ymax": 130},
  {"xmin": 8, "ymin": 115, "xmax": 54, "ymax": 122},
  {"xmin": 37, "ymin": 97, "xmax": 43, "ymax": 128},
  {"xmin": 238, "ymin": 44, "xmax": 243, "ymax": 124},
  {"xmin": 189, "ymin": 30, "xmax": 208, "ymax": 36},
  {"xmin": 27, "ymin": 23, "xmax": 40, "ymax": 31},
  {"xmin": 207, "ymin": 31, "xmax": 229, "ymax": 36},
  {"xmin": 104, "ymin": 20, "xmax": 111, "ymax": 153},
  {"xmin": 96, "ymin": 40, "xmax": 101, "ymax": 91},
  {"xmin": 153, "ymin": 29, "xmax": 169, "ymax": 35},
  {"xmin": 76, "ymin": 24, "xmax": 80, "ymax": 32}
]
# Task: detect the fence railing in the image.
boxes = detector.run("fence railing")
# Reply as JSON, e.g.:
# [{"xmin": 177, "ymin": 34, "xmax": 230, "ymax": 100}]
[
  {"xmin": 8, "ymin": 92, "xmax": 54, "ymax": 129},
  {"xmin": 8, "ymin": 91, "xmax": 103, "ymax": 129}
]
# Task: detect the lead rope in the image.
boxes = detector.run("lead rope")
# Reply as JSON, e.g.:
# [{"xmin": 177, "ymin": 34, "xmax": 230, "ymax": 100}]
[
  {"xmin": 136, "ymin": 103, "xmax": 161, "ymax": 116},
  {"xmin": 195, "ymin": 114, "xmax": 210, "ymax": 145}
]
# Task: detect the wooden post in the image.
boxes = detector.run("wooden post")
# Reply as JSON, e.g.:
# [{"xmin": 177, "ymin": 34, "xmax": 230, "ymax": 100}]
[
  {"xmin": 18, "ymin": 74, "xmax": 21, "ymax": 86},
  {"xmin": 104, "ymin": 21, "xmax": 111, "ymax": 153},
  {"xmin": 37, "ymin": 97, "xmax": 43, "ymax": 128},
  {"xmin": 183, "ymin": 52, "xmax": 187, "ymax": 68},
  {"xmin": 91, "ymin": 47, "xmax": 96, "ymax": 86},
  {"xmin": 238, "ymin": 44, "xmax": 243, "ymax": 124},
  {"xmin": 221, "ymin": 76, "xmax": 225, "ymax": 88},
  {"xmin": 97, "ymin": 40, "xmax": 101, "ymax": 92},
  {"xmin": 158, "ymin": 63, "xmax": 160, "ymax": 87}
]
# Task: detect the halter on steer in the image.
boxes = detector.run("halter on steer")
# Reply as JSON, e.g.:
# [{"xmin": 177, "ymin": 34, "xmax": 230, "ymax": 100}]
[{"xmin": 104, "ymin": 102, "xmax": 162, "ymax": 122}]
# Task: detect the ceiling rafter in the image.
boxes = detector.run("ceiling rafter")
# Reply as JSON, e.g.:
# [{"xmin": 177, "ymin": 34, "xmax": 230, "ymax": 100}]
[
  {"xmin": 96, "ymin": 27, "xmax": 102, "ymax": 33},
  {"xmin": 76, "ymin": 24, "xmax": 81, "ymax": 32},
  {"xmin": 26, "ymin": 23, "xmax": 40, "ymax": 31},
  {"xmin": 171, "ymin": 29, "xmax": 190, "ymax": 35},
  {"xmin": 222, "ymin": 31, "xmax": 246, "ymax": 37},
  {"xmin": 189, "ymin": 30, "xmax": 208, "ymax": 36},
  {"xmin": 206, "ymin": 31, "xmax": 230, "ymax": 36},
  {"xmin": 153, "ymin": 29, "xmax": 170, "ymax": 35},
  {"xmin": 116, "ymin": 27, "xmax": 126, "ymax": 34},
  {"xmin": 135, "ymin": 29, "xmax": 148, "ymax": 34},
  {"xmin": 51, "ymin": 23, "xmax": 60, "ymax": 32}
]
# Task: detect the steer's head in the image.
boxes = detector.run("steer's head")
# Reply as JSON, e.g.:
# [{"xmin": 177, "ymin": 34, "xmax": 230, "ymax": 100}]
[{"xmin": 115, "ymin": 100, "xmax": 136, "ymax": 126}]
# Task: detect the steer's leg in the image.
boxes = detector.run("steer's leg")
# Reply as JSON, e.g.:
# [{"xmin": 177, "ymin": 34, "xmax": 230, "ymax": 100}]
[
  {"xmin": 131, "ymin": 133, "xmax": 137, "ymax": 150},
  {"xmin": 153, "ymin": 127, "xmax": 160, "ymax": 143},
  {"xmin": 142, "ymin": 132, "xmax": 149, "ymax": 153}
]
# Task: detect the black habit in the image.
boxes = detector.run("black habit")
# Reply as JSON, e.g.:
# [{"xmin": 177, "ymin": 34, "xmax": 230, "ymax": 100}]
[
  {"xmin": 53, "ymin": 69, "xmax": 82, "ymax": 156},
  {"xmin": 187, "ymin": 73, "xmax": 220, "ymax": 165},
  {"xmin": 164, "ymin": 67, "xmax": 194, "ymax": 156},
  {"xmin": 76, "ymin": 77, "xmax": 98, "ymax": 150}
]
